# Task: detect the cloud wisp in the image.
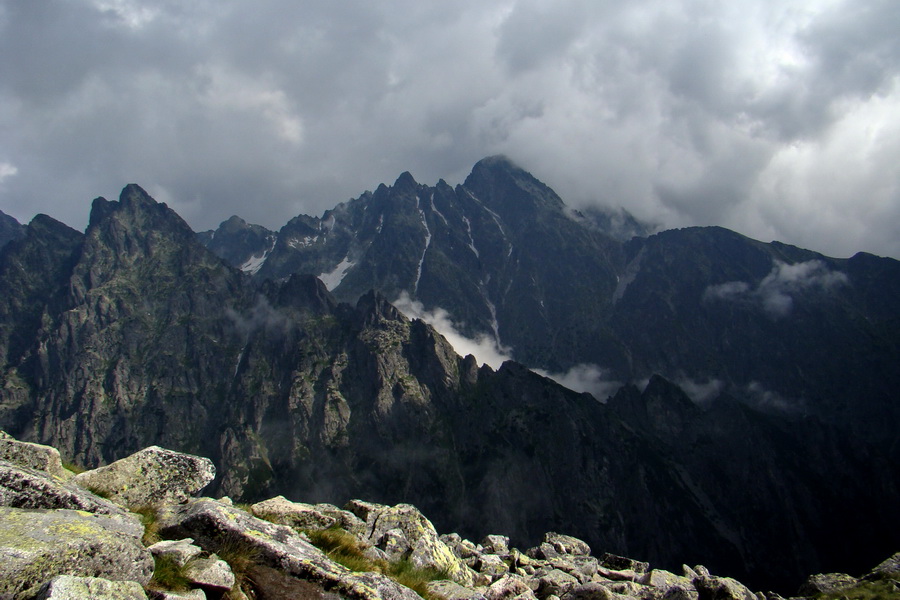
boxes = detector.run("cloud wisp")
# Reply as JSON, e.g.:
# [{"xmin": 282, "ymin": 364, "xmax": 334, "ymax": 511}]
[{"xmin": 704, "ymin": 259, "xmax": 849, "ymax": 318}]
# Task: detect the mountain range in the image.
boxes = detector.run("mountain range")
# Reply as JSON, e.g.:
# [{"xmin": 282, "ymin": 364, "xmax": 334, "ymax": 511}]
[{"xmin": 0, "ymin": 157, "xmax": 898, "ymax": 593}]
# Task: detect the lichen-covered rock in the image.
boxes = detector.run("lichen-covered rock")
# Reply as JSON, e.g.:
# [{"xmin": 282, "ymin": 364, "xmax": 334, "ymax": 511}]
[
  {"xmin": 694, "ymin": 576, "xmax": 756, "ymax": 600},
  {"xmin": 147, "ymin": 538, "xmax": 203, "ymax": 567},
  {"xmin": 147, "ymin": 590, "xmax": 207, "ymax": 600},
  {"xmin": 797, "ymin": 573, "xmax": 858, "ymax": 596},
  {"xmin": 485, "ymin": 574, "xmax": 539, "ymax": 600},
  {"xmin": 352, "ymin": 502, "xmax": 476, "ymax": 586},
  {"xmin": 0, "ymin": 461, "xmax": 130, "ymax": 516},
  {"xmin": 250, "ymin": 495, "xmax": 338, "ymax": 531},
  {"xmin": 34, "ymin": 575, "xmax": 148, "ymax": 600},
  {"xmin": 647, "ymin": 570, "xmax": 695, "ymax": 593},
  {"xmin": 427, "ymin": 580, "xmax": 488, "ymax": 600},
  {"xmin": 315, "ymin": 502, "xmax": 368, "ymax": 537},
  {"xmin": 482, "ymin": 535, "xmax": 511, "ymax": 556},
  {"xmin": 0, "ymin": 507, "xmax": 153, "ymax": 599},
  {"xmin": 867, "ymin": 552, "xmax": 900, "ymax": 579},
  {"xmin": 560, "ymin": 582, "xmax": 614, "ymax": 600},
  {"xmin": 183, "ymin": 555, "xmax": 235, "ymax": 592},
  {"xmin": 548, "ymin": 556, "xmax": 599, "ymax": 584},
  {"xmin": 72, "ymin": 446, "xmax": 215, "ymax": 509},
  {"xmin": 535, "ymin": 569, "xmax": 580, "ymax": 599},
  {"xmin": 157, "ymin": 498, "xmax": 422, "ymax": 600},
  {"xmin": 476, "ymin": 554, "xmax": 510, "ymax": 579},
  {"xmin": 380, "ymin": 527, "xmax": 412, "ymax": 562},
  {"xmin": 544, "ymin": 533, "xmax": 591, "ymax": 557},
  {"xmin": 0, "ymin": 437, "xmax": 68, "ymax": 479},
  {"xmin": 598, "ymin": 554, "xmax": 649, "ymax": 575}
]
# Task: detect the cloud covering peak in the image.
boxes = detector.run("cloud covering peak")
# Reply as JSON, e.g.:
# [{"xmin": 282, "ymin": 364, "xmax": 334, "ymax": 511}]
[{"xmin": 1, "ymin": 0, "xmax": 898, "ymax": 258}]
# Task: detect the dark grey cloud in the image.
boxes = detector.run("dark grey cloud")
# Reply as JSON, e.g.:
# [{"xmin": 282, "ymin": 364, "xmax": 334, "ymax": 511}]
[{"xmin": 0, "ymin": 0, "xmax": 897, "ymax": 259}]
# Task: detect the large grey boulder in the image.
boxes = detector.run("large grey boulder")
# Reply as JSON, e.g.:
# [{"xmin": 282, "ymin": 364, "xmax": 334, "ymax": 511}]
[
  {"xmin": 427, "ymin": 580, "xmax": 488, "ymax": 600},
  {"xmin": 72, "ymin": 446, "xmax": 215, "ymax": 509},
  {"xmin": 0, "ymin": 437, "xmax": 68, "ymax": 479},
  {"xmin": 147, "ymin": 538, "xmax": 203, "ymax": 567},
  {"xmin": 0, "ymin": 507, "xmax": 153, "ymax": 599},
  {"xmin": 694, "ymin": 576, "xmax": 757, "ymax": 600},
  {"xmin": 250, "ymin": 495, "xmax": 337, "ymax": 531},
  {"xmin": 484, "ymin": 574, "xmax": 539, "ymax": 600},
  {"xmin": 797, "ymin": 573, "xmax": 858, "ymax": 596},
  {"xmin": 543, "ymin": 533, "xmax": 591, "ymax": 557},
  {"xmin": 0, "ymin": 461, "xmax": 129, "ymax": 516},
  {"xmin": 33, "ymin": 576, "xmax": 148, "ymax": 600},
  {"xmin": 183, "ymin": 555, "xmax": 235, "ymax": 592},
  {"xmin": 346, "ymin": 501, "xmax": 476, "ymax": 586},
  {"xmin": 157, "ymin": 498, "xmax": 422, "ymax": 600}
]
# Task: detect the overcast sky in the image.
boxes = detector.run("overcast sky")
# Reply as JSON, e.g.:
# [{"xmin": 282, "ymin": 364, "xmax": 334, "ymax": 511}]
[{"xmin": 1, "ymin": 0, "xmax": 898, "ymax": 259}]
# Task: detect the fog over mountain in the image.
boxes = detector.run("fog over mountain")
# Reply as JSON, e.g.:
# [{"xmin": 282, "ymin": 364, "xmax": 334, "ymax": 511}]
[{"xmin": 1, "ymin": 1, "xmax": 899, "ymax": 259}]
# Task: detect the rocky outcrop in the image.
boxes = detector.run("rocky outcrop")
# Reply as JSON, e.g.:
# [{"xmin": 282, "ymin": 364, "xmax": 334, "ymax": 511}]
[
  {"xmin": 0, "ymin": 434, "xmax": 896, "ymax": 600},
  {"xmin": 72, "ymin": 446, "xmax": 215, "ymax": 510}
]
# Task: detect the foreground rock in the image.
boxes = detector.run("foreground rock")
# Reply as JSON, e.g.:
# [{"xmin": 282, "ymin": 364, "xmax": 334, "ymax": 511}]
[
  {"xmin": 72, "ymin": 446, "xmax": 215, "ymax": 509},
  {"xmin": 0, "ymin": 435, "xmax": 69, "ymax": 479},
  {"xmin": 0, "ymin": 461, "xmax": 129, "ymax": 516},
  {"xmin": 34, "ymin": 576, "xmax": 148, "ymax": 600},
  {"xmin": 157, "ymin": 497, "xmax": 422, "ymax": 600},
  {"xmin": 0, "ymin": 507, "xmax": 153, "ymax": 599}
]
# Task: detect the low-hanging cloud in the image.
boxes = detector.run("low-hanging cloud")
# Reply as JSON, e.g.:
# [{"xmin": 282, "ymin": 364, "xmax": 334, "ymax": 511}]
[
  {"xmin": 393, "ymin": 291, "xmax": 513, "ymax": 370},
  {"xmin": 533, "ymin": 364, "xmax": 622, "ymax": 402},
  {"xmin": 704, "ymin": 259, "xmax": 848, "ymax": 318}
]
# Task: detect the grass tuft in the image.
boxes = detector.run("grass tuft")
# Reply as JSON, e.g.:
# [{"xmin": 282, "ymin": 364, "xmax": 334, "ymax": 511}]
[
  {"xmin": 216, "ymin": 533, "xmax": 263, "ymax": 599},
  {"xmin": 147, "ymin": 554, "xmax": 192, "ymax": 592},
  {"xmin": 131, "ymin": 505, "xmax": 162, "ymax": 546}
]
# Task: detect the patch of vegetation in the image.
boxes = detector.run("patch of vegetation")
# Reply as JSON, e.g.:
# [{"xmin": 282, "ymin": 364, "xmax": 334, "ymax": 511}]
[
  {"xmin": 147, "ymin": 554, "xmax": 192, "ymax": 593},
  {"xmin": 816, "ymin": 579, "xmax": 900, "ymax": 600},
  {"xmin": 216, "ymin": 533, "xmax": 263, "ymax": 600},
  {"xmin": 131, "ymin": 505, "xmax": 162, "ymax": 546},
  {"xmin": 61, "ymin": 461, "xmax": 86, "ymax": 475},
  {"xmin": 303, "ymin": 526, "xmax": 450, "ymax": 600}
]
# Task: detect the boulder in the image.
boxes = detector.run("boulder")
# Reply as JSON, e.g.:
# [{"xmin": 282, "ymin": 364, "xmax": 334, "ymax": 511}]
[
  {"xmin": 548, "ymin": 556, "xmax": 599, "ymax": 583},
  {"xmin": 183, "ymin": 555, "xmax": 235, "ymax": 592},
  {"xmin": 485, "ymin": 574, "xmax": 539, "ymax": 600},
  {"xmin": 427, "ymin": 580, "xmax": 489, "ymax": 600},
  {"xmin": 0, "ymin": 507, "xmax": 153, "ymax": 599},
  {"xmin": 694, "ymin": 576, "xmax": 756, "ymax": 600},
  {"xmin": 351, "ymin": 502, "xmax": 476, "ymax": 586},
  {"xmin": 315, "ymin": 502, "xmax": 368, "ymax": 537},
  {"xmin": 380, "ymin": 527, "xmax": 413, "ymax": 562},
  {"xmin": 156, "ymin": 498, "xmax": 422, "ymax": 600},
  {"xmin": 598, "ymin": 553, "xmax": 649, "ymax": 575},
  {"xmin": 477, "ymin": 554, "xmax": 511, "ymax": 579},
  {"xmin": 797, "ymin": 573, "xmax": 858, "ymax": 596},
  {"xmin": 0, "ymin": 461, "xmax": 129, "ymax": 516},
  {"xmin": 560, "ymin": 582, "xmax": 614, "ymax": 600},
  {"xmin": 536, "ymin": 569, "xmax": 580, "ymax": 599},
  {"xmin": 250, "ymin": 495, "xmax": 338, "ymax": 531},
  {"xmin": 544, "ymin": 533, "xmax": 591, "ymax": 557},
  {"xmin": 0, "ymin": 437, "xmax": 68, "ymax": 479},
  {"xmin": 866, "ymin": 552, "xmax": 900, "ymax": 580},
  {"xmin": 72, "ymin": 446, "xmax": 215, "ymax": 509},
  {"xmin": 148, "ymin": 590, "xmax": 207, "ymax": 600},
  {"xmin": 482, "ymin": 535, "xmax": 511, "ymax": 556},
  {"xmin": 148, "ymin": 538, "xmax": 204, "ymax": 567},
  {"xmin": 647, "ymin": 570, "xmax": 696, "ymax": 593},
  {"xmin": 34, "ymin": 575, "xmax": 148, "ymax": 600}
]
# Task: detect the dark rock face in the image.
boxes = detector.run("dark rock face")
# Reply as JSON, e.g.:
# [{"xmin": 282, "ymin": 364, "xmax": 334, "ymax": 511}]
[
  {"xmin": 0, "ymin": 210, "xmax": 24, "ymax": 251},
  {"xmin": 1, "ymin": 166, "xmax": 899, "ymax": 592}
]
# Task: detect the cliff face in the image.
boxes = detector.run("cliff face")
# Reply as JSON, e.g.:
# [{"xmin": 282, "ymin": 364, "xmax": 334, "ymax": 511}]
[{"xmin": 0, "ymin": 183, "xmax": 898, "ymax": 591}]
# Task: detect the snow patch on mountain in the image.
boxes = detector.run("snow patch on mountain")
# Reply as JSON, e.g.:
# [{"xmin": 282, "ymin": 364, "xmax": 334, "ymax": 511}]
[
  {"xmin": 239, "ymin": 239, "xmax": 276, "ymax": 274},
  {"xmin": 414, "ymin": 196, "xmax": 432, "ymax": 294},
  {"xmin": 319, "ymin": 257, "xmax": 355, "ymax": 291}
]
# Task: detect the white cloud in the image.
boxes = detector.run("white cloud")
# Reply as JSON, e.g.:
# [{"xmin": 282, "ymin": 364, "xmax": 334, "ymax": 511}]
[
  {"xmin": 0, "ymin": 162, "xmax": 17, "ymax": 183},
  {"xmin": 534, "ymin": 364, "xmax": 622, "ymax": 401},
  {"xmin": 393, "ymin": 291, "xmax": 513, "ymax": 369},
  {"xmin": 704, "ymin": 259, "xmax": 849, "ymax": 318}
]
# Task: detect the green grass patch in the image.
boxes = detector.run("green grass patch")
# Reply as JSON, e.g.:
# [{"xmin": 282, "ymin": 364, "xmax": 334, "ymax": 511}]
[
  {"xmin": 817, "ymin": 579, "xmax": 900, "ymax": 600},
  {"xmin": 131, "ymin": 505, "xmax": 162, "ymax": 546},
  {"xmin": 147, "ymin": 554, "xmax": 192, "ymax": 592},
  {"xmin": 216, "ymin": 533, "xmax": 263, "ymax": 599}
]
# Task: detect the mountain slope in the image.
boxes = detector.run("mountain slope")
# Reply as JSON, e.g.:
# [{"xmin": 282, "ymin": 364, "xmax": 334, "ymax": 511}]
[{"xmin": 0, "ymin": 180, "xmax": 898, "ymax": 591}]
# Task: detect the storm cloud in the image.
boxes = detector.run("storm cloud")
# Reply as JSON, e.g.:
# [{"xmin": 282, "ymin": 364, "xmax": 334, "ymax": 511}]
[{"xmin": 1, "ymin": 0, "xmax": 898, "ymax": 259}]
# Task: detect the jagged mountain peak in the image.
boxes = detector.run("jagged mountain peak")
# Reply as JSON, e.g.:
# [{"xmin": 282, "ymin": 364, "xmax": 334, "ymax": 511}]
[{"xmin": 0, "ymin": 209, "xmax": 25, "ymax": 251}]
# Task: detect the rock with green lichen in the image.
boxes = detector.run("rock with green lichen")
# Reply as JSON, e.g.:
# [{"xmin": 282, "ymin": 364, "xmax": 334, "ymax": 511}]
[
  {"xmin": 0, "ymin": 507, "xmax": 152, "ymax": 599},
  {"xmin": 0, "ymin": 461, "xmax": 132, "ymax": 517},
  {"xmin": 72, "ymin": 446, "xmax": 215, "ymax": 510},
  {"xmin": 0, "ymin": 436, "xmax": 68, "ymax": 479},
  {"xmin": 157, "ymin": 497, "xmax": 423, "ymax": 600},
  {"xmin": 346, "ymin": 502, "xmax": 477, "ymax": 587},
  {"xmin": 33, "ymin": 575, "xmax": 148, "ymax": 600},
  {"xmin": 250, "ymin": 495, "xmax": 337, "ymax": 531}
]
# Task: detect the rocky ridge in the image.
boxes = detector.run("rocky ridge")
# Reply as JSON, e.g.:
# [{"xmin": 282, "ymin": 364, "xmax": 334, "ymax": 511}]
[{"xmin": 1, "ymin": 432, "xmax": 896, "ymax": 600}]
